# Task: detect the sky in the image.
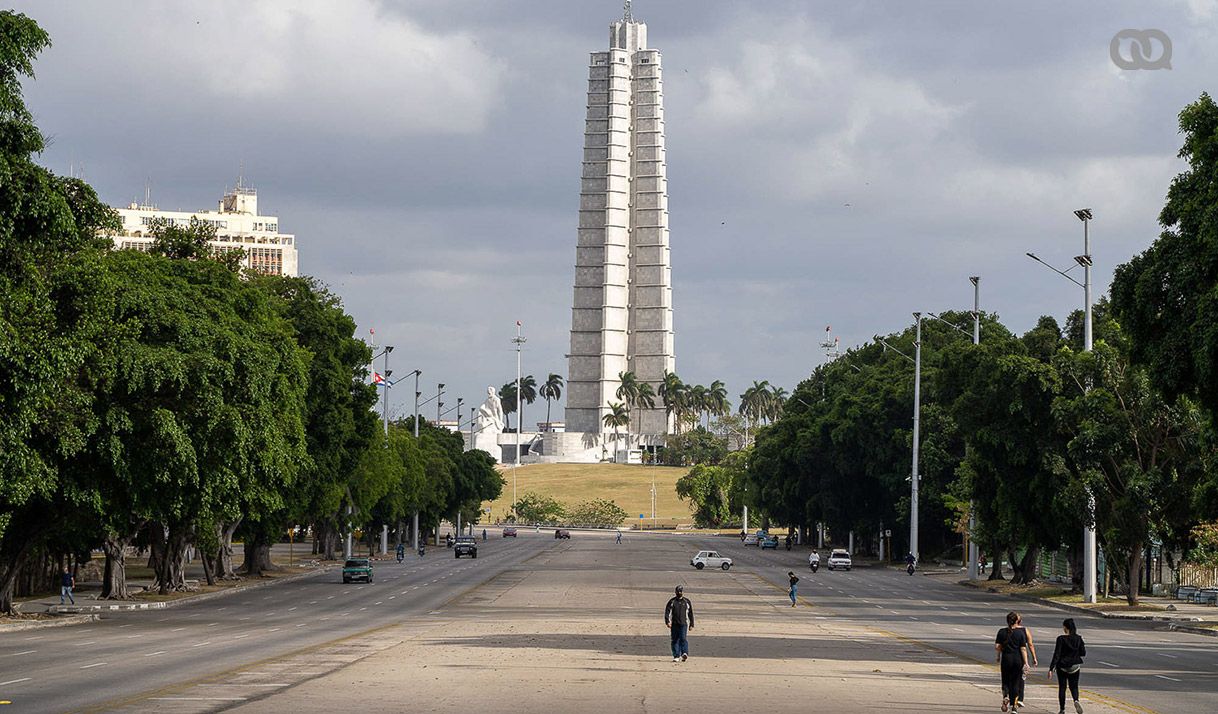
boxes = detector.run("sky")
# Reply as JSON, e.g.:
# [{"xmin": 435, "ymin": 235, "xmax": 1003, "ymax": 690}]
[{"xmin": 13, "ymin": 0, "xmax": 1217, "ymax": 427}]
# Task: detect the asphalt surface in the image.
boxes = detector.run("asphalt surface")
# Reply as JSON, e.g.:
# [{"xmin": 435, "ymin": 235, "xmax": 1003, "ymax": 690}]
[
  {"xmin": 707, "ymin": 537, "xmax": 1218, "ymax": 714},
  {"xmin": 2, "ymin": 531, "xmax": 1214, "ymax": 713},
  {"xmin": 0, "ymin": 532, "xmax": 548, "ymax": 713}
]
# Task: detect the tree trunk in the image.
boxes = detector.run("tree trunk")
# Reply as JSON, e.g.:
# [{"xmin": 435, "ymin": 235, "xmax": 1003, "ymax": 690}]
[
  {"xmin": 1067, "ymin": 543, "xmax": 1083, "ymax": 593},
  {"xmin": 241, "ymin": 538, "xmax": 278, "ymax": 577},
  {"xmin": 154, "ymin": 524, "xmax": 191, "ymax": 594},
  {"xmin": 987, "ymin": 541, "xmax": 1005, "ymax": 581},
  {"xmin": 1126, "ymin": 542, "xmax": 1144, "ymax": 606},
  {"xmin": 323, "ymin": 526, "xmax": 338, "ymax": 561},
  {"xmin": 216, "ymin": 518, "xmax": 242, "ymax": 580},
  {"xmin": 1014, "ymin": 546, "xmax": 1040, "ymax": 585},
  {"xmin": 0, "ymin": 539, "xmax": 35, "ymax": 615},
  {"xmin": 100, "ymin": 535, "xmax": 133, "ymax": 599}
]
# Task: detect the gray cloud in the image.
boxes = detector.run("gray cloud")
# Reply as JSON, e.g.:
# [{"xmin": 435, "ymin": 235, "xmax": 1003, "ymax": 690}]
[{"xmin": 14, "ymin": 0, "xmax": 1215, "ymax": 421}]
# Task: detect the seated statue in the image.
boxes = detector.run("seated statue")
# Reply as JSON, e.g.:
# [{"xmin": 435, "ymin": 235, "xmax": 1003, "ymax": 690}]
[{"xmin": 475, "ymin": 386, "xmax": 506, "ymax": 433}]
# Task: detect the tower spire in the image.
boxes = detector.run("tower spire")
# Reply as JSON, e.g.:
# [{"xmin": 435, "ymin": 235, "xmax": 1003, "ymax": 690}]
[{"xmin": 623, "ymin": 0, "xmax": 632, "ymax": 22}]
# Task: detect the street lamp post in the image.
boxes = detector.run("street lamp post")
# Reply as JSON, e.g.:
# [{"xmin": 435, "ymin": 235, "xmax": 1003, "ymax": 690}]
[
  {"xmin": 968, "ymin": 277, "xmax": 981, "ymax": 581},
  {"xmin": 910, "ymin": 312, "xmax": 923, "ymax": 563},
  {"xmin": 512, "ymin": 322, "xmax": 526, "ymax": 518},
  {"xmin": 1026, "ymin": 209, "xmax": 1096, "ymax": 602}
]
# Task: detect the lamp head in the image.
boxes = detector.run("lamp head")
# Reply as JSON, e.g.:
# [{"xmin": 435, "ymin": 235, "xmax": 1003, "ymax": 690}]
[
  {"xmin": 439, "ymin": 383, "xmax": 446, "ymax": 389},
  {"xmin": 1074, "ymin": 208, "xmax": 1092, "ymax": 221},
  {"xmin": 969, "ymin": 276, "xmax": 980, "ymax": 286},
  {"xmin": 386, "ymin": 345, "xmax": 394, "ymax": 353}
]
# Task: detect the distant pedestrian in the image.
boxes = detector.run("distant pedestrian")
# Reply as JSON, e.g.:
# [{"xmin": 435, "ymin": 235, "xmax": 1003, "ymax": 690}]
[
  {"xmin": 59, "ymin": 566, "xmax": 75, "ymax": 605},
  {"xmin": 482, "ymin": 528, "xmax": 487, "ymax": 541},
  {"xmin": 1049, "ymin": 618, "xmax": 1087, "ymax": 714},
  {"xmin": 616, "ymin": 531, "xmax": 622, "ymax": 545},
  {"xmin": 980, "ymin": 552, "xmax": 988, "ymax": 574},
  {"xmin": 995, "ymin": 611, "xmax": 1030, "ymax": 712},
  {"xmin": 788, "ymin": 571, "xmax": 799, "ymax": 607},
  {"xmin": 664, "ymin": 585, "xmax": 694, "ymax": 662}
]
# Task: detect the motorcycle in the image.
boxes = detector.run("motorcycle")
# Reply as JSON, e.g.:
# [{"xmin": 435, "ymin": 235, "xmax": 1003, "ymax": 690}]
[
  {"xmin": 396, "ymin": 551, "xmax": 404, "ymax": 564},
  {"xmin": 810, "ymin": 561, "xmax": 819, "ymax": 573},
  {"xmin": 417, "ymin": 545, "xmax": 425, "ymax": 557},
  {"xmin": 785, "ymin": 538, "xmax": 792, "ymax": 551},
  {"xmin": 907, "ymin": 562, "xmax": 916, "ymax": 575}
]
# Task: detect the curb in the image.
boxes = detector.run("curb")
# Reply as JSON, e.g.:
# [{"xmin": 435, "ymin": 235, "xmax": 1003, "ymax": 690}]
[
  {"xmin": 1167, "ymin": 623, "xmax": 1218, "ymax": 638},
  {"xmin": 0, "ymin": 614, "xmax": 98, "ymax": 632},
  {"xmin": 960, "ymin": 579, "xmax": 1218, "ymax": 625},
  {"xmin": 44, "ymin": 565, "xmax": 335, "ymax": 615}
]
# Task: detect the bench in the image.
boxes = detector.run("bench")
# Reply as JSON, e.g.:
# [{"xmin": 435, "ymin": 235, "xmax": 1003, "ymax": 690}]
[
  {"xmin": 1176, "ymin": 585, "xmax": 1198, "ymax": 601},
  {"xmin": 1197, "ymin": 588, "xmax": 1218, "ymax": 606}
]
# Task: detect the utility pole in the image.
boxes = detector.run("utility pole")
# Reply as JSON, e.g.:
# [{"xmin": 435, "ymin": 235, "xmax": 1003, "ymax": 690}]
[
  {"xmin": 910, "ymin": 312, "xmax": 923, "ymax": 562},
  {"xmin": 512, "ymin": 321, "xmax": 526, "ymax": 517},
  {"xmin": 968, "ymin": 277, "xmax": 981, "ymax": 580},
  {"xmin": 1077, "ymin": 209, "xmax": 1097, "ymax": 604}
]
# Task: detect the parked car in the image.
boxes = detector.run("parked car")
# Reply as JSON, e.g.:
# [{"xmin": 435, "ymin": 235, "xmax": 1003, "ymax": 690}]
[
  {"xmin": 827, "ymin": 549, "xmax": 852, "ymax": 571},
  {"xmin": 454, "ymin": 536, "xmax": 478, "ymax": 559},
  {"xmin": 742, "ymin": 533, "xmax": 761, "ymax": 546},
  {"xmin": 760, "ymin": 535, "xmax": 780, "ymax": 550},
  {"xmin": 554, "ymin": 529, "xmax": 571, "ymax": 539},
  {"xmin": 690, "ymin": 550, "xmax": 733, "ymax": 571},
  {"xmin": 342, "ymin": 558, "xmax": 373, "ymax": 583},
  {"xmin": 502, "ymin": 527, "xmax": 517, "ymax": 537}
]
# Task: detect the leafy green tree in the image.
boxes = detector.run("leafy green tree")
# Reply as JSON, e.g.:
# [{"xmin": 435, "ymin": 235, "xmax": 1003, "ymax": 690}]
[
  {"xmin": 676, "ymin": 464, "xmax": 733, "ymax": 527},
  {"xmin": 564, "ymin": 499, "xmax": 628, "ymax": 527},
  {"xmin": 1111, "ymin": 92, "xmax": 1218, "ymax": 418},
  {"xmin": 660, "ymin": 428, "xmax": 728, "ymax": 467},
  {"xmin": 512, "ymin": 491, "xmax": 565, "ymax": 524}
]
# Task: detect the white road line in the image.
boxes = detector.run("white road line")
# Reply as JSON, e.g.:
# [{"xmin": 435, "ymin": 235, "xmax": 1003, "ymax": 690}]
[
  {"xmin": 207, "ymin": 622, "xmax": 218, "ymax": 627},
  {"xmin": 327, "ymin": 596, "xmax": 335, "ymax": 600},
  {"xmin": 268, "ymin": 628, "xmax": 281, "ymax": 632},
  {"xmin": 118, "ymin": 624, "xmax": 132, "ymax": 628},
  {"xmin": 74, "ymin": 641, "xmax": 97, "ymax": 647},
  {"xmin": 125, "ymin": 635, "xmax": 140, "ymax": 639},
  {"xmin": 144, "ymin": 651, "xmax": 166, "ymax": 657},
  {"xmin": 0, "ymin": 678, "xmax": 31, "ymax": 686},
  {"xmin": 4, "ymin": 650, "xmax": 36, "ymax": 656},
  {"xmin": 149, "ymin": 697, "xmax": 248, "ymax": 702},
  {"xmin": 191, "ymin": 641, "xmax": 211, "ymax": 647},
  {"xmin": 216, "ymin": 607, "xmax": 227, "ymax": 611},
  {"xmin": 171, "ymin": 627, "xmax": 185, "ymax": 632},
  {"xmin": 375, "ymin": 601, "xmax": 383, "ymax": 606},
  {"xmin": 1099, "ymin": 661, "xmax": 1119, "ymax": 668},
  {"xmin": 234, "ymin": 634, "xmax": 249, "ymax": 639},
  {"xmin": 287, "ymin": 607, "xmax": 297, "ymax": 612},
  {"xmin": 359, "ymin": 607, "xmax": 367, "ymax": 611},
  {"xmin": 1158, "ymin": 653, "xmax": 1178, "ymax": 658},
  {"xmin": 389, "ymin": 596, "xmax": 396, "ymax": 600},
  {"xmin": 952, "ymin": 627, "xmax": 965, "ymax": 632},
  {"xmin": 80, "ymin": 662, "xmax": 107, "ymax": 669},
  {"xmin": 1155, "ymin": 674, "xmax": 1182, "ymax": 682}
]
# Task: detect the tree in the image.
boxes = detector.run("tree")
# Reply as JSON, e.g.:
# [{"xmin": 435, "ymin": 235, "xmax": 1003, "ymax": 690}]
[
  {"xmin": 539, "ymin": 373, "xmax": 564, "ymax": 425},
  {"xmin": 707, "ymin": 380, "xmax": 730, "ymax": 420},
  {"xmin": 602, "ymin": 402, "xmax": 630, "ymax": 459},
  {"xmin": 564, "ymin": 499, "xmax": 628, "ymax": 527},
  {"xmin": 512, "ymin": 491, "xmax": 565, "ymax": 524},
  {"xmin": 1111, "ymin": 93, "xmax": 1218, "ymax": 419},
  {"xmin": 659, "ymin": 371, "xmax": 685, "ymax": 434},
  {"xmin": 676, "ymin": 464, "xmax": 733, "ymax": 527},
  {"xmin": 499, "ymin": 382, "xmax": 517, "ymax": 430}
]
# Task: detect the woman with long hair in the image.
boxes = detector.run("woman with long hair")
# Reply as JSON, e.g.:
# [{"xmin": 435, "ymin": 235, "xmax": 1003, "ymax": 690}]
[
  {"xmin": 1048, "ymin": 618, "xmax": 1087, "ymax": 714},
  {"xmin": 995, "ymin": 611, "xmax": 1029, "ymax": 712}
]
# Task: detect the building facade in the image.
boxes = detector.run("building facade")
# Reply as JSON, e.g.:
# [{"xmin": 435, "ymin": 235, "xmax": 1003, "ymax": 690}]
[
  {"xmin": 109, "ymin": 183, "xmax": 298, "ymax": 276},
  {"xmin": 564, "ymin": 10, "xmax": 674, "ymax": 436}
]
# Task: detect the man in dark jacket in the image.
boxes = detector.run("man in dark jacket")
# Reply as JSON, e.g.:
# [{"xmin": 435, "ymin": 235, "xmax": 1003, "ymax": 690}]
[{"xmin": 664, "ymin": 585, "xmax": 695, "ymax": 662}]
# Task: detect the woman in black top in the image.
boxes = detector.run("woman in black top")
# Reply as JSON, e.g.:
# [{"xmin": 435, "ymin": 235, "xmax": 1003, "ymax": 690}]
[
  {"xmin": 1048, "ymin": 618, "xmax": 1087, "ymax": 714},
  {"xmin": 995, "ymin": 611, "xmax": 1029, "ymax": 712}
]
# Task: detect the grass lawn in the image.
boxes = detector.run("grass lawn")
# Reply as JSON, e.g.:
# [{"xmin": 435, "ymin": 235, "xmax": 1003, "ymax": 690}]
[
  {"xmin": 1047, "ymin": 593, "xmax": 1166, "ymax": 611},
  {"xmin": 483, "ymin": 463, "xmax": 693, "ymax": 528}
]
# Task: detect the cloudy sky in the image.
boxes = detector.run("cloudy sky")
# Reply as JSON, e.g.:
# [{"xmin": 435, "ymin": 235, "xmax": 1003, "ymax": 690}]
[{"xmin": 15, "ymin": 0, "xmax": 1217, "ymax": 425}]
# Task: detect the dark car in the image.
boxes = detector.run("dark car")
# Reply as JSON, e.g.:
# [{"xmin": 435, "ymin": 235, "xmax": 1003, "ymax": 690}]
[
  {"xmin": 342, "ymin": 558, "xmax": 373, "ymax": 583},
  {"xmin": 454, "ymin": 536, "xmax": 478, "ymax": 558},
  {"xmin": 502, "ymin": 527, "xmax": 517, "ymax": 537},
  {"xmin": 554, "ymin": 529, "xmax": 571, "ymax": 539}
]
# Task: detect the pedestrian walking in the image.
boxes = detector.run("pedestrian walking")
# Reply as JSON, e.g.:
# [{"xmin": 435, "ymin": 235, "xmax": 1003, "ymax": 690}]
[
  {"xmin": 788, "ymin": 571, "xmax": 799, "ymax": 607},
  {"xmin": 979, "ymin": 552, "xmax": 988, "ymax": 574},
  {"xmin": 59, "ymin": 566, "xmax": 75, "ymax": 605},
  {"xmin": 1015, "ymin": 612, "xmax": 1039, "ymax": 705},
  {"xmin": 616, "ymin": 531, "xmax": 622, "ymax": 545},
  {"xmin": 1048, "ymin": 618, "xmax": 1087, "ymax": 714},
  {"xmin": 995, "ymin": 611, "xmax": 1030, "ymax": 712},
  {"xmin": 664, "ymin": 585, "xmax": 694, "ymax": 662}
]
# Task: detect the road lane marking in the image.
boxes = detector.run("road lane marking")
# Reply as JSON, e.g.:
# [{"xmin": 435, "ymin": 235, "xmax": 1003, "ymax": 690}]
[
  {"xmin": 389, "ymin": 596, "xmax": 396, "ymax": 600},
  {"xmin": 0, "ymin": 678, "xmax": 31, "ymax": 686},
  {"xmin": 207, "ymin": 622, "xmax": 218, "ymax": 627},
  {"xmin": 1155, "ymin": 674, "xmax": 1181, "ymax": 682},
  {"xmin": 4, "ymin": 650, "xmax": 35, "ymax": 657},
  {"xmin": 1158, "ymin": 653, "xmax": 1178, "ymax": 658},
  {"xmin": 952, "ymin": 628, "xmax": 964, "ymax": 632},
  {"xmin": 234, "ymin": 634, "xmax": 249, "ymax": 639},
  {"xmin": 191, "ymin": 641, "xmax": 211, "ymax": 647},
  {"xmin": 287, "ymin": 607, "xmax": 297, "ymax": 612},
  {"xmin": 268, "ymin": 628, "xmax": 281, "ymax": 632},
  {"xmin": 144, "ymin": 651, "xmax": 166, "ymax": 657},
  {"xmin": 1099, "ymin": 661, "xmax": 1119, "ymax": 668},
  {"xmin": 375, "ymin": 601, "xmax": 383, "ymax": 605},
  {"xmin": 171, "ymin": 628, "xmax": 185, "ymax": 632},
  {"xmin": 80, "ymin": 662, "xmax": 107, "ymax": 669},
  {"xmin": 118, "ymin": 624, "xmax": 132, "ymax": 628},
  {"xmin": 149, "ymin": 697, "xmax": 247, "ymax": 702},
  {"xmin": 73, "ymin": 641, "xmax": 97, "ymax": 647}
]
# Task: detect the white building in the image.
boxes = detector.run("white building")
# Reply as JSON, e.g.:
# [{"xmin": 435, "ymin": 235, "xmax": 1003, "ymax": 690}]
[
  {"xmin": 564, "ymin": 6, "xmax": 674, "ymax": 437},
  {"xmin": 109, "ymin": 182, "xmax": 299, "ymax": 276}
]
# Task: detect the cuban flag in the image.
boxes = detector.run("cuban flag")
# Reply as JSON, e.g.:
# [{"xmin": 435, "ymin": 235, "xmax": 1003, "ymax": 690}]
[{"xmin": 372, "ymin": 372, "xmax": 388, "ymax": 387}]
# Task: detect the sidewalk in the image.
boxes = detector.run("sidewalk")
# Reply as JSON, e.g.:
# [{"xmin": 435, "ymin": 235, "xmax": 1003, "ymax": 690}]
[{"xmin": 194, "ymin": 540, "xmax": 1131, "ymax": 714}]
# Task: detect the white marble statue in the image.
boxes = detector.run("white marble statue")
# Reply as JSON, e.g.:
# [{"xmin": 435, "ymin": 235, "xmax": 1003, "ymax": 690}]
[{"xmin": 475, "ymin": 386, "xmax": 506, "ymax": 434}]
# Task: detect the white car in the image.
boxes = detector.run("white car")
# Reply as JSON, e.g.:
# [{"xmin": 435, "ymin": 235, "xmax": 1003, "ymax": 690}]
[
  {"xmin": 827, "ymin": 549, "xmax": 852, "ymax": 571},
  {"xmin": 742, "ymin": 533, "xmax": 761, "ymax": 546},
  {"xmin": 691, "ymin": 550, "xmax": 733, "ymax": 571}
]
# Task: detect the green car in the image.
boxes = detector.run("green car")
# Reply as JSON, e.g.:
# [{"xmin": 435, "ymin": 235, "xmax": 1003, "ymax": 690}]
[{"xmin": 342, "ymin": 558, "xmax": 373, "ymax": 583}]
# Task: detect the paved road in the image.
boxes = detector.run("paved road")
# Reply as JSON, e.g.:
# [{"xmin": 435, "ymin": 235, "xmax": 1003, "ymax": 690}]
[
  {"xmin": 0, "ymin": 532, "xmax": 552, "ymax": 713},
  {"xmin": 709, "ymin": 537, "xmax": 1218, "ymax": 714}
]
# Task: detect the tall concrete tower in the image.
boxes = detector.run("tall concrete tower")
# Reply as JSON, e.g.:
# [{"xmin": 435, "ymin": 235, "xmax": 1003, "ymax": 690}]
[{"xmin": 565, "ymin": 5, "xmax": 674, "ymax": 437}]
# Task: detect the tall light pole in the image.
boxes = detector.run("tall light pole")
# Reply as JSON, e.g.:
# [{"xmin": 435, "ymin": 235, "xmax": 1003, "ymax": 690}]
[
  {"xmin": 910, "ymin": 312, "xmax": 923, "ymax": 562},
  {"xmin": 1025, "ymin": 208, "xmax": 1095, "ymax": 602},
  {"xmin": 512, "ymin": 321, "xmax": 526, "ymax": 517},
  {"xmin": 968, "ymin": 277, "xmax": 981, "ymax": 580},
  {"xmin": 412, "ymin": 370, "xmax": 422, "ymax": 438},
  {"xmin": 436, "ymin": 383, "xmax": 445, "ymax": 422}
]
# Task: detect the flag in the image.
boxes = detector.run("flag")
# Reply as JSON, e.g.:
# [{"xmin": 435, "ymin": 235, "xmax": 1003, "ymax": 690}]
[{"xmin": 372, "ymin": 372, "xmax": 387, "ymax": 387}]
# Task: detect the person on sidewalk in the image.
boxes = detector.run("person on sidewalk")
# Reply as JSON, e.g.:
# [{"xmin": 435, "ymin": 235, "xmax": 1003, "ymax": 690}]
[
  {"xmin": 995, "ymin": 610, "xmax": 1029, "ymax": 712},
  {"xmin": 788, "ymin": 571, "xmax": 799, "ymax": 607},
  {"xmin": 1014, "ymin": 611, "xmax": 1038, "ymax": 706},
  {"xmin": 59, "ymin": 566, "xmax": 75, "ymax": 605},
  {"xmin": 1048, "ymin": 618, "xmax": 1087, "ymax": 714},
  {"xmin": 664, "ymin": 585, "xmax": 694, "ymax": 662},
  {"xmin": 616, "ymin": 531, "xmax": 622, "ymax": 545}
]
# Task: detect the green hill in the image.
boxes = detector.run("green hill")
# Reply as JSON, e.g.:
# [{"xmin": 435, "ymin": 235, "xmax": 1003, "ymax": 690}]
[{"xmin": 482, "ymin": 463, "xmax": 692, "ymax": 528}]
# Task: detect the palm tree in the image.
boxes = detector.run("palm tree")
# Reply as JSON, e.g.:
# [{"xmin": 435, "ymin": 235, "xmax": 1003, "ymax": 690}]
[
  {"xmin": 687, "ymin": 384, "xmax": 708, "ymax": 429},
  {"xmin": 602, "ymin": 401, "xmax": 630, "ymax": 461},
  {"xmin": 499, "ymin": 382, "xmax": 518, "ymax": 430},
  {"xmin": 739, "ymin": 380, "xmax": 771, "ymax": 433},
  {"xmin": 616, "ymin": 371, "xmax": 640, "ymax": 442},
  {"xmin": 539, "ymin": 373, "xmax": 564, "ymax": 425},
  {"xmin": 708, "ymin": 380, "xmax": 730, "ymax": 421},
  {"xmin": 634, "ymin": 382, "xmax": 656, "ymax": 443},
  {"xmin": 768, "ymin": 385, "xmax": 788, "ymax": 423},
  {"xmin": 659, "ymin": 371, "xmax": 685, "ymax": 434},
  {"xmin": 519, "ymin": 374, "xmax": 538, "ymax": 406}
]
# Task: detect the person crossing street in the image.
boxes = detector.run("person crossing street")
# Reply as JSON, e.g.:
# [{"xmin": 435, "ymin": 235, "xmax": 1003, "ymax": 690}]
[
  {"xmin": 788, "ymin": 571, "xmax": 799, "ymax": 607},
  {"xmin": 664, "ymin": 585, "xmax": 694, "ymax": 662}
]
